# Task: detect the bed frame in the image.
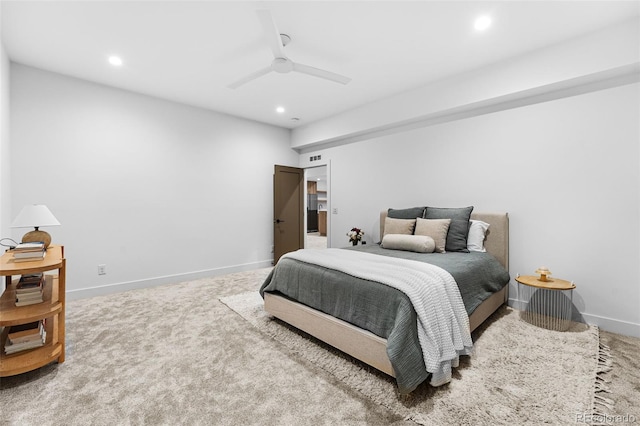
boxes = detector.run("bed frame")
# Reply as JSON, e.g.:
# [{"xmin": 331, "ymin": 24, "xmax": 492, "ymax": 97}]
[{"xmin": 264, "ymin": 211, "xmax": 509, "ymax": 377}]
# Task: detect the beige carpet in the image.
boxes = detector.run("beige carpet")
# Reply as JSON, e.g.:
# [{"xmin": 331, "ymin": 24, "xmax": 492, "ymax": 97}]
[
  {"xmin": 0, "ymin": 268, "xmax": 637, "ymax": 425},
  {"xmin": 306, "ymin": 232, "xmax": 327, "ymax": 250},
  {"xmin": 221, "ymin": 291, "xmax": 609, "ymax": 425},
  {"xmin": 0, "ymin": 268, "xmax": 401, "ymax": 425}
]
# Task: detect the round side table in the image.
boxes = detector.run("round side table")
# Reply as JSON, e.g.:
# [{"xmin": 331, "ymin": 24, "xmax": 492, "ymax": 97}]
[{"xmin": 515, "ymin": 274, "xmax": 576, "ymax": 331}]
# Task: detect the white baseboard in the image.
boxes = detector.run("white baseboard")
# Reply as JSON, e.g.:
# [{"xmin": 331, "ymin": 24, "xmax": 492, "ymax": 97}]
[
  {"xmin": 507, "ymin": 298, "xmax": 527, "ymax": 312},
  {"xmin": 66, "ymin": 259, "xmax": 274, "ymax": 301},
  {"xmin": 67, "ymin": 277, "xmax": 639, "ymax": 338},
  {"xmin": 579, "ymin": 313, "xmax": 640, "ymax": 338},
  {"xmin": 508, "ymin": 298, "xmax": 640, "ymax": 338}
]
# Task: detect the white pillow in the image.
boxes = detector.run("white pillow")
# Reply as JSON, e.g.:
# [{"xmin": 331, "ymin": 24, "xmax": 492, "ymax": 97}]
[
  {"xmin": 467, "ymin": 220, "xmax": 490, "ymax": 252},
  {"xmin": 381, "ymin": 234, "xmax": 435, "ymax": 253}
]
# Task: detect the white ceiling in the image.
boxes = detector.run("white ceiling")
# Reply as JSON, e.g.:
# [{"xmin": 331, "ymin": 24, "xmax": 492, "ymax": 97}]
[{"xmin": 2, "ymin": 1, "xmax": 638, "ymax": 129}]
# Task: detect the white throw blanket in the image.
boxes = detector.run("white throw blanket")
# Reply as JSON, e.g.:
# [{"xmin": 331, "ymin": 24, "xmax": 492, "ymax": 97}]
[{"xmin": 282, "ymin": 248, "xmax": 473, "ymax": 386}]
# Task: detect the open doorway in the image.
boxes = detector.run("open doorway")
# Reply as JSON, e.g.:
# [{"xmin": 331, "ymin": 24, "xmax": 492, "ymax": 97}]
[{"xmin": 305, "ymin": 165, "xmax": 327, "ymax": 249}]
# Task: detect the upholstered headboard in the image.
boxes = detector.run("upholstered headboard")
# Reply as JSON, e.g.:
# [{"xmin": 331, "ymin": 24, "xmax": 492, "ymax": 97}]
[{"xmin": 379, "ymin": 210, "xmax": 509, "ymax": 270}]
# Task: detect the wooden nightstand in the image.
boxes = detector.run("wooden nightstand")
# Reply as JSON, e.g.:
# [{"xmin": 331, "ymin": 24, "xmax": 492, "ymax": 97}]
[
  {"xmin": 515, "ymin": 274, "xmax": 576, "ymax": 331},
  {"xmin": 0, "ymin": 245, "xmax": 66, "ymax": 376}
]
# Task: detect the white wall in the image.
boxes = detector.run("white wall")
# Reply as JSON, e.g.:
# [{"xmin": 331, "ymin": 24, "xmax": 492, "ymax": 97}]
[
  {"xmin": 0, "ymin": 2, "xmax": 11, "ymax": 242},
  {"xmin": 300, "ymin": 82, "xmax": 640, "ymax": 337},
  {"xmin": 10, "ymin": 64, "xmax": 297, "ymax": 298},
  {"xmin": 293, "ymin": 19, "xmax": 640, "ymax": 337},
  {"xmin": 292, "ymin": 19, "xmax": 639, "ymax": 150}
]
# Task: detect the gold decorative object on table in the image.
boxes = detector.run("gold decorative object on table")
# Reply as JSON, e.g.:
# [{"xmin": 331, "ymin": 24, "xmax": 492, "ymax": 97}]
[{"xmin": 535, "ymin": 266, "xmax": 552, "ymax": 282}]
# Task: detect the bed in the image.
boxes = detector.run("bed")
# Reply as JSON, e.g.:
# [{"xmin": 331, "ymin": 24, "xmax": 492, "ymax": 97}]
[{"xmin": 260, "ymin": 209, "xmax": 510, "ymax": 393}]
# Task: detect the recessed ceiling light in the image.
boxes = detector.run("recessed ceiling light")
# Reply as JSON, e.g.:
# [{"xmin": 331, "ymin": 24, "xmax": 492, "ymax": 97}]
[
  {"xmin": 108, "ymin": 56, "xmax": 123, "ymax": 67},
  {"xmin": 276, "ymin": 106, "xmax": 285, "ymax": 114},
  {"xmin": 474, "ymin": 15, "xmax": 492, "ymax": 31}
]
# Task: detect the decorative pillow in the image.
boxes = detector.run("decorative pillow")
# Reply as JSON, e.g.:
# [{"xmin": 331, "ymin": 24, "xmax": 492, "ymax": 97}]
[
  {"xmin": 381, "ymin": 234, "xmax": 435, "ymax": 253},
  {"xmin": 383, "ymin": 217, "xmax": 416, "ymax": 237},
  {"xmin": 414, "ymin": 218, "xmax": 451, "ymax": 253},
  {"xmin": 467, "ymin": 220, "xmax": 490, "ymax": 252},
  {"xmin": 387, "ymin": 207, "xmax": 426, "ymax": 220},
  {"xmin": 425, "ymin": 206, "xmax": 474, "ymax": 253}
]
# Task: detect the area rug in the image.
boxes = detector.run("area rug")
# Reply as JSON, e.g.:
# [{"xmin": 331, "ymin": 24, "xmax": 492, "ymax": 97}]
[{"xmin": 220, "ymin": 291, "xmax": 610, "ymax": 426}]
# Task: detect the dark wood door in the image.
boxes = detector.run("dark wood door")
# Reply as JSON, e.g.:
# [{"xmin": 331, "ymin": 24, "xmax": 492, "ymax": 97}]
[{"xmin": 273, "ymin": 165, "xmax": 304, "ymax": 263}]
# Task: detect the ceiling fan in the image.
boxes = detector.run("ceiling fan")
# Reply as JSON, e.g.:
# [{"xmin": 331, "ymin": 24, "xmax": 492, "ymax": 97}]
[{"xmin": 228, "ymin": 10, "xmax": 351, "ymax": 89}]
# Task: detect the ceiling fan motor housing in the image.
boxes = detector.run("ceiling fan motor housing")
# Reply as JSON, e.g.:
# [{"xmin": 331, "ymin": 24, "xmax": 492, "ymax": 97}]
[{"xmin": 272, "ymin": 57, "xmax": 294, "ymax": 73}]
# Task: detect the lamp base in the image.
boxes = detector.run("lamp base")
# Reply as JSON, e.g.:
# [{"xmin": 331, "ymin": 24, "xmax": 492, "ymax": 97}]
[{"xmin": 22, "ymin": 229, "xmax": 52, "ymax": 248}]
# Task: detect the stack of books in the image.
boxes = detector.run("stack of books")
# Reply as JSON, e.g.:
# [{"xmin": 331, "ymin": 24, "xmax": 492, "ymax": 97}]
[
  {"xmin": 15, "ymin": 273, "xmax": 45, "ymax": 306},
  {"xmin": 13, "ymin": 242, "xmax": 46, "ymax": 262},
  {"xmin": 3, "ymin": 320, "xmax": 46, "ymax": 355}
]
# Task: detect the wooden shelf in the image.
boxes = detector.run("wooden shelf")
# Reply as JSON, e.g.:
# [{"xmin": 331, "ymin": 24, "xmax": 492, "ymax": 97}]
[
  {"xmin": 0, "ymin": 315, "xmax": 62, "ymax": 376},
  {"xmin": 0, "ymin": 246, "xmax": 64, "ymax": 275},
  {"xmin": 0, "ymin": 276, "xmax": 62, "ymax": 326},
  {"xmin": 0, "ymin": 245, "xmax": 66, "ymax": 377}
]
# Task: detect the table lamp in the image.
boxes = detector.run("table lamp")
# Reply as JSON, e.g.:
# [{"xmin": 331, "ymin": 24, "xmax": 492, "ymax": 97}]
[{"xmin": 11, "ymin": 204, "xmax": 61, "ymax": 249}]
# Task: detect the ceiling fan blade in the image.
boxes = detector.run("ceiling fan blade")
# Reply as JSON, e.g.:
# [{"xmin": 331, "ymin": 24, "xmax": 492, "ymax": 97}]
[
  {"xmin": 292, "ymin": 63, "xmax": 351, "ymax": 85},
  {"xmin": 256, "ymin": 9, "xmax": 287, "ymax": 59},
  {"xmin": 227, "ymin": 66, "xmax": 272, "ymax": 89}
]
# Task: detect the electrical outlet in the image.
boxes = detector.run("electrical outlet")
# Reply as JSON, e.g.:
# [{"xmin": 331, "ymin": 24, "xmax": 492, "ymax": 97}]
[
  {"xmin": 98, "ymin": 264, "xmax": 107, "ymax": 275},
  {"xmin": 332, "ymin": 208, "xmax": 338, "ymax": 214}
]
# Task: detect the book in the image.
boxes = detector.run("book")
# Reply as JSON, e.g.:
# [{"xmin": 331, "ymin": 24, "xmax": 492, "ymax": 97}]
[
  {"xmin": 19, "ymin": 273, "xmax": 44, "ymax": 282},
  {"xmin": 16, "ymin": 274, "xmax": 45, "ymax": 292},
  {"xmin": 15, "ymin": 276, "xmax": 45, "ymax": 305},
  {"xmin": 12, "ymin": 242, "xmax": 46, "ymax": 262},
  {"xmin": 17, "ymin": 275, "xmax": 44, "ymax": 284},
  {"xmin": 15, "ymin": 292, "xmax": 44, "ymax": 301},
  {"xmin": 15, "ymin": 297, "xmax": 44, "ymax": 306},
  {"xmin": 14, "ymin": 274, "xmax": 47, "ymax": 306},
  {"xmin": 15, "ymin": 284, "xmax": 44, "ymax": 295},
  {"xmin": 16, "ymin": 293, "xmax": 44, "ymax": 302},
  {"xmin": 4, "ymin": 336, "xmax": 45, "ymax": 354},
  {"xmin": 8, "ymin": 333, "xmax": 42, "ymax": 345},
  {"xmin": 13, "ymin": 252, "xmax": 46, "ymax": 262},
  {"xmin": 4, "ymin": 321, "xmax": 46, "ymax": 354},
  {"xmin": 8, "ymin": 326, "xmax": 43, "ymax": 344},
  {"xmin": 4, "ymin": 339, "xmax": 44, "ymax": 354},
  {"xmin": 14, "ymin": 242, "xmax": 45, "ymax": 252},
  {"xmin": 14, "ymin": 250, "xmax": 46, "ymax": 259},
  {"xmin": 16, "ymin": 292, "xmax": 44, "ymax": 303},
  {"xmin": 8, "ymin": 321, "xmax": 40, "ymax": 333}
]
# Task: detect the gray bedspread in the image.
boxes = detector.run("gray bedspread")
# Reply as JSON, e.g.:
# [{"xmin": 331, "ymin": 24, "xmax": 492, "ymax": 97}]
[{"xmin": 259, "ymin": 245, "xmax": 510, "ymax": 393}]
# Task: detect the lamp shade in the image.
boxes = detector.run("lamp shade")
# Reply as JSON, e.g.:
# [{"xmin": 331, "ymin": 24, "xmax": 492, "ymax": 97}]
[{"xmin": 11, "ymin": 204, "xmax": 61, "ymax": 228}]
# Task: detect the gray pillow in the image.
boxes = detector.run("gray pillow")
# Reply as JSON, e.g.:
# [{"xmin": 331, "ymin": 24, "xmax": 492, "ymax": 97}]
[
  {"xmin": 387, "ymin": 207, "xmax": 426, "ymax": 220},
  {"xmin": 425, "ymin": 206, "xmax": 474, "ymax": 253}
]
